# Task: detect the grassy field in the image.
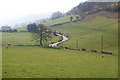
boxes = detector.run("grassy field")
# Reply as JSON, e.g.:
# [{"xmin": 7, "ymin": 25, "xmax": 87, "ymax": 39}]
[
  {"xmin": 2, "ymin": 32, "xmax": 61, "ymax": 45},
  {"xmin": 44, "ymin": 16, "xmax": 76, "ymax": 26},
  {"xmin": 2, "ymin": 16, "xmax": 118, "ymax": 78},
  {"xmin": 14, "ymin": 27, "xmax": 27, "ymax": 31},
  {"xmin": 2, "ymin": 32, "xmax": 33, "ymax": 45},
  {"xmin": 52, "ymin": 16, "xmax": 118, "ymax": 55},
  {"xmin": 2, "ymin": 46, "xmax": 118, "ymax": 78}
]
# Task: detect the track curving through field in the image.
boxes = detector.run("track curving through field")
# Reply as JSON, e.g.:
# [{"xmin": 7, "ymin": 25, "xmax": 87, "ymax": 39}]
[{"xmin": 49, "ymin": 33, "xmax": 69, "ymax": 47}]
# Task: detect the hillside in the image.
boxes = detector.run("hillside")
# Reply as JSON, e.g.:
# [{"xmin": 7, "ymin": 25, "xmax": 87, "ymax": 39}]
[
  {"xmin": 52, "ymin": 16, "xmax": 118, "ymax": 55},
  {"xmin": 44, "ymin": 16, "xmax": 76, "ymax": 26},
  {"xmin": 68, "ymin": 2, "xmax": 119, "ymax": 19},
  {"xmin": 14, "ymin": 16, "xmax": 76, "ymax": 31}
]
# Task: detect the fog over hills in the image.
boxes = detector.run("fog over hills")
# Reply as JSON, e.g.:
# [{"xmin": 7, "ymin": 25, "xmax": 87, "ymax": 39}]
[
  {"xmin": 0, "ymin": 0, "xmax": 88, "ymax": 28},
  {"xmin": 0, "ymin": 13, "xmax": 52, "ymax": 27}
]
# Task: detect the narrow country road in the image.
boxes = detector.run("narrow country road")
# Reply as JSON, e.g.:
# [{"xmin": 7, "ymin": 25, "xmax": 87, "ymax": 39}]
[{"xmin": 49, "ymin": 33, "xmax": 69, "ymax": 47}]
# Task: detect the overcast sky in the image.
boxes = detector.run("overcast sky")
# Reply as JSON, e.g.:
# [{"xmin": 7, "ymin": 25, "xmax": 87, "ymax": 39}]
[{"xmin": 0, "ymin": 0, "xmax": 87, "ymax": 26}]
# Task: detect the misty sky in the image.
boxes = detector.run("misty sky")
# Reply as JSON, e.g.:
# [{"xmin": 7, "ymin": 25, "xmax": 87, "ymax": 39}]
[{"xmin": 0, "ymin": 0, "xmax": 87, "ymax": 26}]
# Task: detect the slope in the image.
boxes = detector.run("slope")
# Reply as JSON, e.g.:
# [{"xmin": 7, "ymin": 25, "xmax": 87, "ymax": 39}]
[{"xmin": 52, "ymin": 16, "xmax": 118, "ymax": 55}]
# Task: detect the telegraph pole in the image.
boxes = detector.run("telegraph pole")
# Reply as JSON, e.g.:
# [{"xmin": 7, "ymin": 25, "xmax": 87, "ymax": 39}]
[
  {"xmin": 76, "ymin": 39, "xmax": 78, "ymax": 49},
  {"xmin": 101, "ymin": 36, "xmax": 103, "ymax": 51}
]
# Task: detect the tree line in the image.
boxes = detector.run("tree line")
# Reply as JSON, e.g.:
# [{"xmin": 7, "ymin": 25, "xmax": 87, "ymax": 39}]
[
  {"xmin": 0, "ymin": 26, "xmax": 18, "ymax": 32},
  {"xmin": 1, "ymin": 29, "xmax": 18, "ymax": 32}
]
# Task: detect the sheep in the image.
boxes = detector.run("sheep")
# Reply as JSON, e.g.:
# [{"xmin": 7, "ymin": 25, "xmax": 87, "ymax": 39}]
[
  {"xmin": 91, "ymin": 50, "xmax": 97, "ymax": 53},
  {"xmin": 82, "ymin": 48, "xmax": 86, "ymax": 51}
]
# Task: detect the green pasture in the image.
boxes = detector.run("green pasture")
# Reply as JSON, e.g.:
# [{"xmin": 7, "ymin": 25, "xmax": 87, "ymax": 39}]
[
  {"xmin": 52, "ymin": 16, "xmax": 118, "ymax": 55},
  {"xmin": 2, "ymin": 46, "xmax": 118, "ymax": 78},
  {"xmin": 44, "ymin": 16, "xmax": 76, "ymax": 26},
  {"xmin": 2, "ymin": 32, "xmax": 60, "ymax": 45},
  {"xmin": 2, "ymin": 32, "xmax": 33, "ymax": 45},
  {"xmin": 14, "ymin": 27, "xmax": 27, "ymax": 31}
]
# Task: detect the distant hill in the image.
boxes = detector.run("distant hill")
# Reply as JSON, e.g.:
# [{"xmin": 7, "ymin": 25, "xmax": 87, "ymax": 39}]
[
  {"xmin": 1, "ymin": 13, "xmax": 51, "ymax": 27},
  {"xmin": 14, "ymin": 16, "xmax": 75, "ymax": 31},
  {"xmin": 67, "ymin": 2, "xmax": 119, "ymax": 19},
  {"xmin": 14, "ymin": 2, "xmax": 119, "ymax": 30}
]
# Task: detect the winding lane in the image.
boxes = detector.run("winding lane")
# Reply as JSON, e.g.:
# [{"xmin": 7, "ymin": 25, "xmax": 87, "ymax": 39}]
[{"xmin": 49, "ymin": 33, "xmax": 69, "ymax": 47}]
